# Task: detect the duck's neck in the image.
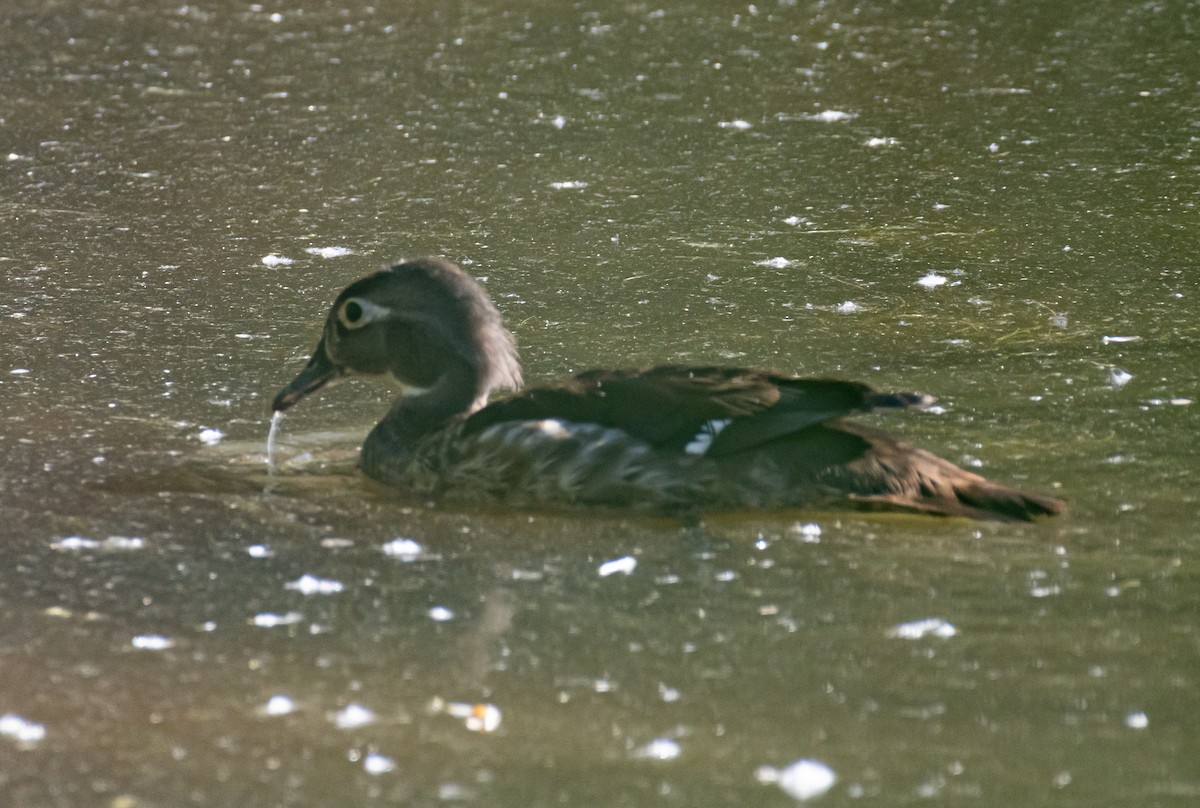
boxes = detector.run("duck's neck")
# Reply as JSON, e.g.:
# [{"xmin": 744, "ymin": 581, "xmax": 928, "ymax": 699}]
[{"xmin": 361, "ymin": 363, "xmax": 488, "ymax": 485}]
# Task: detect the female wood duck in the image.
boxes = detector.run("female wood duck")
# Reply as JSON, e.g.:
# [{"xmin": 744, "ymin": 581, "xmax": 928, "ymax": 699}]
[{"xmin": 272, "ymin": 257, "xmax": 1065, "ymax": 521}]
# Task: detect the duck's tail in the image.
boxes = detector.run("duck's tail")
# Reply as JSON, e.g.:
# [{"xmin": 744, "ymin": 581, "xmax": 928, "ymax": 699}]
[{"xmin": 949, "ymin": 478, "xmax": 1067, "ymax": 522}]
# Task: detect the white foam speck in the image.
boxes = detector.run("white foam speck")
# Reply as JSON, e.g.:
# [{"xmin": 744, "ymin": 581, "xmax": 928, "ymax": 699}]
[
  {"xmin": 756, "ymin": 759, "xmax": 837, "ymax": 801},
  {"xmin": 0, "ymin": 714, "xmax": 46, "ymax": 746},
  {"xmin": 835, "ymin": 301, "xmax": 859, "ymax": 314},
  {"xmin": 549, "ymin": 180, "xmax": 588, "ymax": 189},
  {"xmin": 261, "ymin": 695, "xmax": 297, "ymax": 716},
  {"xmin": 755, "ymin": 256, "xmax": 793, "ymax": 268},
  {"xmin": 718, "ymin": 119, "xmax": 753, "ymax": 131},
  {"xmin": 52, "ymin": 535, "xmax": 145, "ymax": 551},
  {"xmin": 285, "ymin": 574, "xmax": 344, "ymax": 595},
  {"xmin": 634, "ymin": 738, "xmax": 682, "ymax": 760},
  {"xmin": 363, "ymin": 753, "xmax": 397, "ymax": 774},
  {"xmin": 598, "ymin": 555, "xmax": 637, "ymax": 577},
  {"xmin": 1108, "ymin": 368, "xmax": 1133, "ymax": 388},
  {"xmin": 1124, "ymin": 711, "xmax": 1149, "ymax": 729},
  {"xmin": 865, "ymin": 136, "xmax": 898, "ymax": 147},
  {"xmin": 131, "ymin": 634, "xmax": 174, "ymax": 650},
  {"xmin": 807, "ymin": 109, "xmax": 854, "ymax": 123},
  {"xmin": 428, "ymin": 606, "xmax": 455, "ymax": 622},
  {"xmin": 261, "ymin": 254, "xmax": 294, "ymax": 267},
  {"xmin": 305, "ymin": 246, "xmax": 353, "ymax": 258},
  {"xmin": 917, "ymin": 271, "xmax": 947, "ymax": 288},
  {"xmin": 252, "ymin": 612, "xmax": 304, "ymax": 628},
  {"xmin": 1101, "ymin": 335, "xmax": 1141, "ymax": 345},
  {"xmin": 10, "ymin": 368, "xmax": 30, "ymax": 375},
  {"xmin": 381, "ymin": 538, "xmax": 425, "ymax": 560},
  {"xmin": 52, "ymin": 536, "xmax": 99, "ymax": 550},
  {"xmin": 887, "ymin": 617, "xmax": 958, "ymax": 640},
  {"xmin": 333, "ymin": 703, "xmax": 376, "ymax": 729},
  {"xmin": 247, "ymin": 544, "xmax": 273, "ymax": 558},
  {"xmin": 438, "ymin": 700, "xmax": 502, "ymax": 733},
  {"xmin": 198, "ymin": 428, "xmax": 224, "ymax": 446},
  {"xmin": 790, "ymin": 523, "xmax": 822, "ymax": 542}
]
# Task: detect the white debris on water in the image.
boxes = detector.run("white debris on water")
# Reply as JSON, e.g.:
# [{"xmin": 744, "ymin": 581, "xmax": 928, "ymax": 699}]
[
  {"xmin": 247, "ymin": 544, "xmax": 273, "ymax": 558},
  {"xmin": 252, "ymin": 612, "xmax": 304, "ymax": 628},
  {"xmin": 285, "ymin": 574, "xmax": 344, "ymax": 595},
  {"xmin": 718, "ymin": 119, "xmax": 754, "ymax": 131},
  {"xmin": 0, "ymin": 714, "xmax": 46, "ymax": 747},
  {"xmin": 598, "ymin": 555, "xmax": 637, "ymax": 577},
  {"xmin": 198, "ymin": 428, "xmax": 224, "ymax": 446},
  {"xmin": 916, "ymin": 271, "xmax": 948, "ymax": 288},
  {"xmin": 261, "ymin": 695, "xmax": 297, "ymax": 716},
  {"xmin": 756, "ymin": 758, "xmax": 837, "ymax": 801},
  {"xmin": 381, "ymin": 537, "xmax": 426, "ymax": 560},
  {"xmin": 261, "ymin": 254, "xmax": 294, "ymax": 267},
  {"xmin": 755, "ymin": 256, "xmax": 793, "ymax": 268},
  {"xmin": 52, "ymin": 535, "xmax": 146, "ymax": 551},
  {"xmin": 1124, "ymin": 711, "xmax": 1149, "ymax": 730},
  {"xmin": 333, "ymin": 703, "xmax": 376, "ymax": 730},
  {"xmin": 633, "ymin": 737, "xmax": 682, "ymax": 760},
  {"xmin": 790, "ymin": 523, "xmax": 822, "ymax": 543},
  {"xmin": 305, "ymin": 246, "xmax": 353, "ymax": 258},
  {"xmin": 549, "ymin": 180, "xmax": 588, "ymax": 189},
  {"xmin": 1101, "ymin": 335, "xmax": 1141, "ymax": 345},
  {"xmin": 433, "ymin": 699, "xmax": 502, "ymax": 733},
  {"xmin": 803, "ymin": 109, "xmax": 855, "ymax": 123},
  {"xmin": 363, "ymin": 753, "xmax": 397, "ymax": 774},
  {"xmin": 1108, "ymin": 368, "xmax": 1133, "ymax": 388},
  {"xmin": 428, "ymin": 606, "xmax": 455, "ymax": 622},
  {"xmin": 131, "ymin": 634, "xmax": 174, "ymax": 650},
  {"xmin": 835, "ymin": 301, "xmax": 859, "ymax": 314},
  {"xmin": 887, "ymin": 617, "xmax": 958, "ymax": 640},
  {"xmin": 865, "ymin": 136, "xmax": 899, "ymax": 147}
]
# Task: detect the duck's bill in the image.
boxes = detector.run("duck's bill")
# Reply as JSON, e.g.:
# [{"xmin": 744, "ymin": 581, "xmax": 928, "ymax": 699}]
[{"xmin": 272, "ymin": 340, "xmax": 341, "ymax": 413}]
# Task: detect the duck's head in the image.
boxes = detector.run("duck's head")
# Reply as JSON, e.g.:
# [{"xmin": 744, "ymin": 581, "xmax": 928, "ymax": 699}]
[{"xmin": 272, "ymin": 257, "xmax": 522, "ymax": 414}]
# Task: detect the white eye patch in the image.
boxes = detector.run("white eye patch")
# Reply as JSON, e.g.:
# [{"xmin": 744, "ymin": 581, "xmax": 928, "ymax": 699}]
[{"xmin": 337, "ymin": 297, "xmax": 393, "ymax": 330}]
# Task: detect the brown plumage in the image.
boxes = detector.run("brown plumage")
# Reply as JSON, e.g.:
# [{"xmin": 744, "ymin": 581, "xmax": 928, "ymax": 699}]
[{"xmin": 272, "ymin": 257, "xmax": 1065, "ymax": 521}]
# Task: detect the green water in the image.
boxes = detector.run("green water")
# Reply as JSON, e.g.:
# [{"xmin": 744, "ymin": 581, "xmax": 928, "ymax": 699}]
[{"xmin": 1, "ymin": 1, "xmax": 1197, "ymax": 805}]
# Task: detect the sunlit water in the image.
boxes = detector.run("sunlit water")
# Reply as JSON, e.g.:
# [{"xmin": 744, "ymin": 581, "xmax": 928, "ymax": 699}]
[{"xmin": 1, "ymin": 1, "xmax": 1198, "ymax": 806}]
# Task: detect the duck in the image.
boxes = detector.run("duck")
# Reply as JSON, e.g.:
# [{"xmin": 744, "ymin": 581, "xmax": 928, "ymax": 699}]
[{"xmin": 271, "ymin": 257, "xmax": 1065, "ymax": 521}]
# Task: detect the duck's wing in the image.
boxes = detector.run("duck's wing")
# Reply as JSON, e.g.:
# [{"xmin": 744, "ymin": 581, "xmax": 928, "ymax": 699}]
[{"xmin": 463, "ymin": 366, "xmax": 933, "ymax": 455}]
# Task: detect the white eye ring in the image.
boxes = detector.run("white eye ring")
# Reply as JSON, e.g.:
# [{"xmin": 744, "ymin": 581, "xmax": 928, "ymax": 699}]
[{"xmin": 337, "ymin": 297, "xmax": 392, "ymax": 330}]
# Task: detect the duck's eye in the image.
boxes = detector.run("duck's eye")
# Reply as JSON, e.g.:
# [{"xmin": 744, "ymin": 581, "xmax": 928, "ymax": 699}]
[{"xmin": 339, "ymin": 299, "xmax": 366, "ymax": 329}]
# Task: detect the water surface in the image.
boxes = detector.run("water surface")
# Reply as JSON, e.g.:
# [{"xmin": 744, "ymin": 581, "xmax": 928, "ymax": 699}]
[{"xmin": 2, "ymin": 1, "xmax": 1198, "ymax": 805}]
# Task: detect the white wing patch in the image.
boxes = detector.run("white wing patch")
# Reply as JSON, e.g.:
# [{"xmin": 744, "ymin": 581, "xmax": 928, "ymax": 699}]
[
  {"xmin": 684, "ymin": 418, "xmax": 731, "ymax": 456},
  {"xmin": 532, "ymin": 418, "xmax": 572, "ymax": 439}
]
